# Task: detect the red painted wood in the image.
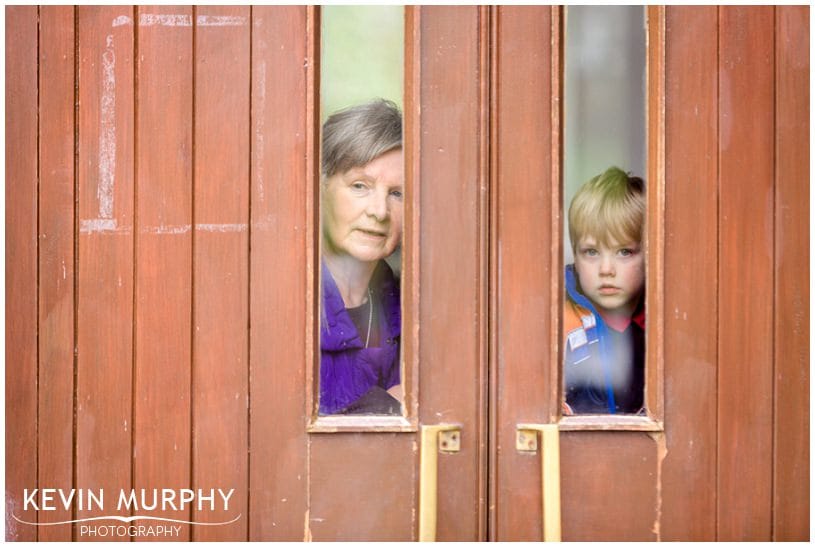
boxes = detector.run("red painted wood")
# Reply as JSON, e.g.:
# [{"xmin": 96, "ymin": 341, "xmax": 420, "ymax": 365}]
[
  {"xmin": 134, "ymin": 5, "xmax": 193, "ymax": 540},
  {"xmin": 191, "ymin": 5, "xmax": 250, "ymax": 540},
  {"xmin": 248, "ymin": 6, "xmax": 310, "ymax": 541},
  {"xmin": 717, "ymin": 6, "xmax": 775, "ymax": 540},
  {"xmin": 491, "ymin": 6, "xmax": 554, "ymax": 541},
  {"xmin": 5, "ymin": 6, "xmax": 39, "ymax": 541},
  {"xmin": 76, "ymin": 7, "xmax": 135, "ymax": 540},
  {"xmin": 773, "ymin": 5, "xmax": 809, "ymax": 541},
  {"xmin": 661, "ymin": 6, "xmax": 718, "ymax": 541},
  {"xmin": 309, "ymin": 435, "xmax": 415, "ymax": 540},
  {"xmin": 560, "ymin": 433, "xmax": 658, "ymax": 540},
  {"xmin": 37, "ymin": 6, "xmax": 76, "ymax": 541},
  {"xmin": 417, "ymin": 6, "xmax": 487, "ymax": 540}
]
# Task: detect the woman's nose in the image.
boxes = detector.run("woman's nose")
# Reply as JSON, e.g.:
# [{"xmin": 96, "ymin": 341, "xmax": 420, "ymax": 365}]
[{"xmin": 365, "ymin": 190, "xmax": 388, "ymax": 221}]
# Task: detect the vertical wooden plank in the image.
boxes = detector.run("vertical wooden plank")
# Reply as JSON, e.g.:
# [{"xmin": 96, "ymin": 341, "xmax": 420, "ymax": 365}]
[
  {"xmin": 773, "ymin": 5, "xmax": 809, "ymax": 541},
  {"xmin": 418, "ymin": 6, "xmax": 486, "ymax": 540},
  {"xmin": 661, "ymin": 6, "xmax": 718, "ymax": 541},
  {"xmin": 309, "ymin": 436, "xmax": 415, "ymax": 540},
  {"xmin": 491, "ymin": 6, "xmax": 554, "ymax": 541},
  {"xmin": 249, "ymin": 6, "xmax": 309, "ymax": 540},
  {"xmin": 76, "ymin": 6, "xmax": 134, "ymax": 539},
  {"xmin": 134, "ymin": 5, "xmax": 193, "ymax": 540},
  {"xmin": 717, "ymin": 6, "xmax": 774, "ymax": 540},
  {"xmin": 5, "ymin": 6, "xmax": 39, "ymax": 541},
  {"xmin": 192, "ymin": 5, "xmax": 250, "ymax": 540},
  {"xmin": 37, "ymin": 6, "xmax": 75, "ymax": 541},
  {"xmin": 560, "ymin": 433, "xmax": 658, "ymax": 540}
]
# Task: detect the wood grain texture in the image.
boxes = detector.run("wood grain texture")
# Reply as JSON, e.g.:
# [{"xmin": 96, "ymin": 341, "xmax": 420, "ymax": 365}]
[
  {"xmin": 309, "ymin": 434, "xmax": 415, "ymax": 540},
  {"xmin": 191, "ymin": 5, "xmax": 250, "ymax": 540},
  {"xmin": 37, "ymin": 6, "xmax": 76, "ymax": 541},
  {"xmin": 76, "ymin": 7, "xmax": 135, "ymax": 539},
  {"xmin": 134, "ymin": 5, "xmax": 193, "ymax": 540},
  {"xmin": 490, "ymin": 6, "xmax": 554, "ymax": 541},
  {"xmin": 5, "ymin": 5, "xmax": 39, "ymax": 541},
  {"xmin": 248, "ymin": 6, "xmax": 309, "ymax": 541},
  {"xmin": 773, "ymin": 5, "xmax": 809, "ymax": 541},
  {"xmin": 717, "ymin": 6, "xmax": 775, "ymax": 541},
  {"xmin": 417, "ymin": 6, "xmax": 486, "ymax": 540},
  {"xmin": 661, "ymin": 6, "xmax": 718, "ymax": 541},
  {"xmin": 560, "ymin": 432, "xmax": 658, "ymax": 540}
]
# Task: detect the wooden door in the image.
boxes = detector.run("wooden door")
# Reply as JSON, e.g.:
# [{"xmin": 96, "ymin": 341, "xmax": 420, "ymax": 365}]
[
  {"xmin": 5, "ymin": 5, "xmax": 808, "ymax": 543},
  {"xmin": 490, "ymin": 5, "xmax": 809, "ymax": 541},
  {"xmin": 5, "ymin": 5, "xmax": 490, "ymax": 541}
]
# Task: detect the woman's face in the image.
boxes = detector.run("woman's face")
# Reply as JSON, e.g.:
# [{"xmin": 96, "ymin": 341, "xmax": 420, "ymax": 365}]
[{"xmin": 322, "ymin": 149, "xmax": 403, "ymax": 264}]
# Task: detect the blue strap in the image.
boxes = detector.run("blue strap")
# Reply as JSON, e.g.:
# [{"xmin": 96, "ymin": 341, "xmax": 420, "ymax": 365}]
[{"xmin": 565, "ymin": 266, "xmax": 617, "ymax": 414}]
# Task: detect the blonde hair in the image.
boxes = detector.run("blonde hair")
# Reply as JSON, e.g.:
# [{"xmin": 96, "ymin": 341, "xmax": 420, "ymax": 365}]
[{"xmin": 568, "ymin": 166, "xmax": 645, "ymax": 252}]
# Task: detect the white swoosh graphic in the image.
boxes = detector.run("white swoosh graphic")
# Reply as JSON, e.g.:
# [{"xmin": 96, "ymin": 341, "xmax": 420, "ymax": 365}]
[{"xmin": 12, "ymin": 513, "xmax": 241, "ymax": 526}]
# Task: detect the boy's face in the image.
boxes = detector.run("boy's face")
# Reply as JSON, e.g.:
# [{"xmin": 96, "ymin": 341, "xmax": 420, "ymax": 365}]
[{"xmin": 574, "ymin": 234, "xmax": 645, "ymax": 319}]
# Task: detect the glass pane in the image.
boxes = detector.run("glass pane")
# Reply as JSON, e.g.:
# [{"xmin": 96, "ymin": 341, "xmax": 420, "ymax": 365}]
[
  {"xmin": 318, "ymin": 7, "xmax": 405, "ymax": 416},
  {"xmin": 562, "ymin": 6, "xmax": 647, "ymax": 415}
]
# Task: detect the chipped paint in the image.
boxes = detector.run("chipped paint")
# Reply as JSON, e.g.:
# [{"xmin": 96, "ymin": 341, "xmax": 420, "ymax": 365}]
[
  {"xmin": 254, "ymin": 61, "xmax": 267, "ymax": 203},
  {"xmin": 98, "ymin": 35, "xmax": 117, "ymax": 220},
  {"xmin": 139, "ymin": 13, "xmax": 192, "ymax": 27},
  {"xmin": 112, "ymin": 15, "xmax": 132, "ymax": 27},
  {"xmin": 196, "ymin": 15, "xmax": 247, "ymax": 27},
  {"xmin": 303, "ymin": 509, "xmax": 312, "ymax": 542},
  {"xmin": 196, "ymin": 223, "xmax": 248, "ymax": 233},
  {"xmin": 79, "ymin": 218, "xmax": 121, "ymax": 234},
  {"xmin": 649, "ymin": 431, "xmax": 668, "ymax": 541}
]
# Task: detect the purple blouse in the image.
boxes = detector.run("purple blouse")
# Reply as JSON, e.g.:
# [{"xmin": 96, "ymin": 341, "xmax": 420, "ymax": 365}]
[{"xmin": 319, "ymin": 260, "xmax": 401, "ymax": 414}]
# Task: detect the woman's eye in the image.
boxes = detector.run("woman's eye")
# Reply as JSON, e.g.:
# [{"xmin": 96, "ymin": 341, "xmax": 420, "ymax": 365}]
[
  {"xmin": 351, "ymin": 182, "xmax": 367, "ymax": 191},
  {"xmin": 389, "ymin": 189, "xmax": 403, "ymax": 199}
]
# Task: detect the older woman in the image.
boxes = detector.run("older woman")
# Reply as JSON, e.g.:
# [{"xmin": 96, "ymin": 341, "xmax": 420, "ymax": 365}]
[{"xmin": 319, "ymin": 99, "xmax": 403, "ymax": 415}]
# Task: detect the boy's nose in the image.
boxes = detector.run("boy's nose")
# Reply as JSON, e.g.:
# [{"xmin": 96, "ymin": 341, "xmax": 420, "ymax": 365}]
[{"xmin": 599, "ymin": 256, "xmax": 615, "ymax": 276}]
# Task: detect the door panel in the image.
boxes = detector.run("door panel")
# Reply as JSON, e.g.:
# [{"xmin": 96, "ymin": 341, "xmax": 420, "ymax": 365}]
[
  {"xmin": 416, "ymin": 6, "xmax": 489, "ymax": 540},
  {"xmin": 661, "ymin": 6, "xmax": 718, "ymax": 541},
  {"xmin": 4, "ymin": 5, "xmax": 809, "ymax": 543},
  {"xmin": 5, "ymin": 6, "xmax": 39, "ymax": 541},
  {"xmin": 560, "ymin": 433, "xmax": 658, "ymax": 541},
  {"xmin": 773, "ymin": 6, "xmax": 810, "ymax": 540},
  {"xmin": 490, "ymin": 5, "xmax": 557, "ymax": 541},
  {"xmin": 247, "ymin": 5, "xmax": 310, "ymax": 541},
  {"xmin": 76, "ymin": 6, "xmax": 136, "ymax": 540},
  {"xmin": 192, "ymin": 5, "xmax": 250, "ymax": 541},
  {"xmin": 38, "ymin": 7, "xmax": 76, "ymax": 541}
]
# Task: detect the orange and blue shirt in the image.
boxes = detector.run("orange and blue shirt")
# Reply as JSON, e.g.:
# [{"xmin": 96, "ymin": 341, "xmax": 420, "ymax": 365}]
[{"xmin": 563, "ymin": 265, "xmax": 645, "ymax": 415}]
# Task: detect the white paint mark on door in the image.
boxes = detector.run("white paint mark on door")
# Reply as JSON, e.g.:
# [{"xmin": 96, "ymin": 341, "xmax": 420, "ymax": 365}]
[
  {"xmin": 112, "ymin": 15, "xmax": 132, "ymax": 27},
  {"xmin": 139, "ymin": 13, "xmax": 192, "ymax": 27},
  {"xmin": 196, "ymin": 15, "xmax": 247, "ymax": 27},
  {"xmin": 254, "ymin": 61, "xmax": 266, "ymax": 203},
  {"xmin": 98, "ymin": 34, "xmax": 117, "ymax": 220}
]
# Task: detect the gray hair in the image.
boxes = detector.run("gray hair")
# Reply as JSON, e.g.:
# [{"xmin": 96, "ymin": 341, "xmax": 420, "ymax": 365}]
[{"xmin": 321, "ymin": 99, "xmax": 402, "ymax": 178}]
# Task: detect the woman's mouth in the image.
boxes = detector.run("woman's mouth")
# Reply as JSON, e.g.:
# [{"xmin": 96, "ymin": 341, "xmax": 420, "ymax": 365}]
[{"xmin": 357, "ymin": 228, "xmax": 387, "ymax": 239}]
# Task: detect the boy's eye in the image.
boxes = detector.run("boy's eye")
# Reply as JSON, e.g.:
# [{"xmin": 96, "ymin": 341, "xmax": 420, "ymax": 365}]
[
  {"xmin": 582, "ymin": 248, "xmax": 598, "ymax": 257},
  {"xmin": 618, "ymin": 247, "xmax": 638, "ymax": 257}
]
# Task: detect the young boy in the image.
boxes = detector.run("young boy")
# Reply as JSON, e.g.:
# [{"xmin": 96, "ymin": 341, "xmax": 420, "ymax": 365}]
[{"xmin": 563, "ymin": 166, "xmax": 646, "ymax": 415}]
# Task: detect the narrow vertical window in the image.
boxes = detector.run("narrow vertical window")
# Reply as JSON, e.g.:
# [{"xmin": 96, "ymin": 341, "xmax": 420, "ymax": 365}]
[
  {"xmin": 562, "ymin": 6, "xmax": 647, "ymax": 416},
  {"xmin": 316, "ymin": 7, "xmax": 406, "ymax": 420}
]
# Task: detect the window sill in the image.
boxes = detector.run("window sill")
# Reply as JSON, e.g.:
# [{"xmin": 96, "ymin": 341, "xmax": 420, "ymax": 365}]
[
  {"xmin": 558, "ymin": 414, "xmax": 663, "ymax": 432},
  {"xmin": 308, "ymin": 415, "xmax": 418, "ymax": 433}
]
